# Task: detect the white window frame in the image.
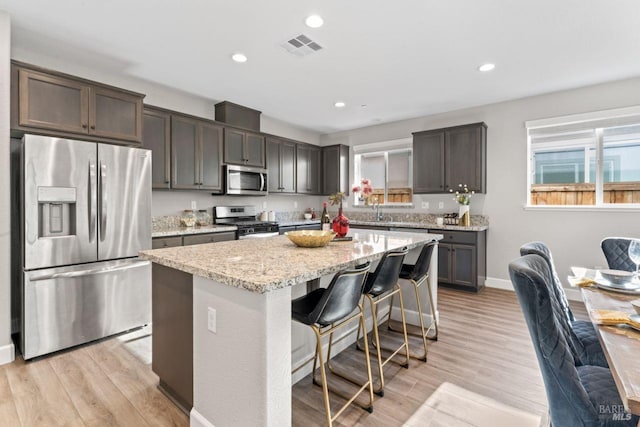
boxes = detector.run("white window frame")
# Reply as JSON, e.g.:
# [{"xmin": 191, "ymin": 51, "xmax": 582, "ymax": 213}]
[
  {"xmin": 352, "ymin": 138, "xmax": 413, "ymax": 207},
  {"xmin": 526, "ymin": 106, "xmax": 640, "ymax": 210}
]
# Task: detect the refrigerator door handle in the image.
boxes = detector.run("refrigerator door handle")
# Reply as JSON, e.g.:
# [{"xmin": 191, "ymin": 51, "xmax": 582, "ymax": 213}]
[
  {"xmin": 29, "ymin": 260, "xmax": 149, "ymax": 282},
  {"xmin": 99, "ymin": 162, "xmax": 107, "ymax": 241},
  {"xmin": 89, "ymin": 160, "xmax": 97, "ymax": 242}
]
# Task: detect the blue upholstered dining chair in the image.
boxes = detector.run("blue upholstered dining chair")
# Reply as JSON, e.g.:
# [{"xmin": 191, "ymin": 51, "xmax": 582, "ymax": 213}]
[
  {"xmin": 509, "ymin": 254, "xmax": 638, "ymax": 427},
  {"xmin": 601, "ymin": 238, "xmax": 636, "ymax": 272},
  {"xmin": 520, "ymin": 242, "xmax": 608, "ymax": 368}
]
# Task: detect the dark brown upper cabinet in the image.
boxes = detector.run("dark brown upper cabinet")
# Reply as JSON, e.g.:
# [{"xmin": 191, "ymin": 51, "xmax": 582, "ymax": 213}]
[
  {"xmin": 11, "ymin": 62, "xmax": 144, "ymax": 144},
  {"xmin": 266, "ymin": 136, "xmax": 296, "ymax": 193},
  {"xmin": 171, "ymin": 114, "xmax": 223, "ymax": 192},
  {"xmin": 322, "ymin": 144, "xmax": 350, "ymax": 195},
  {"xmin": 143, "ymin": 107, "xmax": 171, "ymax": 189},
  {"xmin": 413, "ymin": 122, "xmax": 486, "ymax": 194},
  {"xmin": 223, "ymin": 128, "xmax": 265, "ymax": 168},
  {"xmin": 296, "ymin": 143, "xmax": 321, "ymax": 194}
]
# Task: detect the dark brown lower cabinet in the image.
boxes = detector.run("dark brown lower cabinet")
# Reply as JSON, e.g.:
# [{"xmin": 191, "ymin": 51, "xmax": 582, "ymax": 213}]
[
  {"xmin": 152, "ymin": 264, "xmax": 193, "ymax": 412},
  {"xmin": 433, "ymin": 229, "xmax": 486, "ymax": 292},
  {"xmin": 152, "ymin": 231, "xmax": 237, "ymax": 248}
]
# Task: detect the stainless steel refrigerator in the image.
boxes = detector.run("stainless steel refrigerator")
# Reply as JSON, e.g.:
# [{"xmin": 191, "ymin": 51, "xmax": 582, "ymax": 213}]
[{"xmin": 14, "ymin": 134, "xmax": 152, "ymax": 359}]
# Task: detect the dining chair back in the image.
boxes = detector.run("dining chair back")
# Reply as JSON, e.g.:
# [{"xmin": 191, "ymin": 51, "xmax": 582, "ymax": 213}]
[
  {"xmin": 509, "ymin": 254, "xmax": 637, "ymax": 427},
  {"xmin": 601, "ymin": 237, "xmax": 635, "ymax": 272}
]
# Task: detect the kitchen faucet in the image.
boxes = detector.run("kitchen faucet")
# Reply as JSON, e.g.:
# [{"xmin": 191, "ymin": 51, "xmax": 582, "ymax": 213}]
[{"xmin": 373, "ymin": 197, "xmax": 383, "ymax": 221}]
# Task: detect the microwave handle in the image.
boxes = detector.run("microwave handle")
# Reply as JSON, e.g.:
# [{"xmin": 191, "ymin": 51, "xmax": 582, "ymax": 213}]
[{"xmin": 260, "ymin": 173, "xmax": 265, "ymax": 192}]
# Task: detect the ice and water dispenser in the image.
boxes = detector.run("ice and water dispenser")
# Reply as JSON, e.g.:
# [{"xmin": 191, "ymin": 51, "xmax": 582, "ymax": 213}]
[{"xmin": 37, "ymin": 187, "xmax": 76, "ymax": 237}]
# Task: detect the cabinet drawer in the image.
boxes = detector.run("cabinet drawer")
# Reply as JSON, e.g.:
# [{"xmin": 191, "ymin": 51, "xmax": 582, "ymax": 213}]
[
  {"xmin": 152, "ymin": 237, "xmax": 183, "ymax": 249},
  {"xmin": 183, "ymin": 232, "xmax": 236, "ymax": 246},
  {"xmin": 434, "ymin": 230, "xmax": 476, "ymax": 245},
  {"xmin": 296, "ymin": 224, "xmax": 322, "ymax": 231}
]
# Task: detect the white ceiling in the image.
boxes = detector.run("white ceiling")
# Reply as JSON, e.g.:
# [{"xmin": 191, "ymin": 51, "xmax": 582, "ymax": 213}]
[{"xmin": 1, "ymin": 0, "xmax": 639, "ymax": 134}]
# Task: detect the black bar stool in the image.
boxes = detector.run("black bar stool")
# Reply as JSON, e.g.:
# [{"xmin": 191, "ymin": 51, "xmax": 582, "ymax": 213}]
[
  {"xmin": 387, "ymin": 241, "xmax": 438, "ymax": 361},
  {"xmin": 355, "ymin": 248, "xmax": 410, "ymax": 396},
  {"xmin": 291, "ymin": 263, "xmax": 374, "ymax": 427}
]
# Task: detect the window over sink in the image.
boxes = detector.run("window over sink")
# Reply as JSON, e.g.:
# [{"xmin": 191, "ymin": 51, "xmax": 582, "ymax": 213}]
[
  {"xmin": 526, "ymin": 106, "xmax": 640, "ymax": 208},
  {"xmin": 353, "ymin": 139, "xmax": 413, "ymax": 206}
]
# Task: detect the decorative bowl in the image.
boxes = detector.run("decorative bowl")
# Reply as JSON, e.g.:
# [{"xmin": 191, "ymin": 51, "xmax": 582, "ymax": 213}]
[
  {"xmin": 304, "ymin": 213, "xmax": 312, "ymax": 220},
  {"xmin": 285, "ymin": 230, "xmax": 336, "ymax": 248},
  {"xmin": 600, "ymin": 269, "xmax": 634, "ymax": 285}
]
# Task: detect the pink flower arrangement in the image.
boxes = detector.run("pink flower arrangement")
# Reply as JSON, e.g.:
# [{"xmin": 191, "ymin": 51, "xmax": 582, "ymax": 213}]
[{"xmin": 352, "ymin": 179, "xmax": 375, "ymax": 205}]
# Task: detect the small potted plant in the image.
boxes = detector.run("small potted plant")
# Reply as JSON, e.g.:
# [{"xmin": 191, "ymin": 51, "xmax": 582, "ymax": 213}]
[{"xmin": 450, "ymin": 184, "xmax": 474, "ymax": 226}]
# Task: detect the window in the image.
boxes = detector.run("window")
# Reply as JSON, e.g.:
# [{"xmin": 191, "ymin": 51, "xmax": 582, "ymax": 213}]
[
  {"xmin": 353, "ymin": 142, "xmax": 413, "ymax": 206},
  {"xmin": 526, "ymin": 107, "xmax": 640, "ymax": 207}
]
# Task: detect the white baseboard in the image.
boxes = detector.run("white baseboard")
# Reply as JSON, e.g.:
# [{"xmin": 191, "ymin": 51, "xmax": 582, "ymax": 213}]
[
  {"xmin": 485, "ymin": 277, "xmax": 582, "ymax": 302},
  {"xmin": 190, "ymin": 408, "xmax": 215, "ymax": 427},
  {"xmin": 0, "ymin": 342, "xmax": 15, "ymax": 366}
]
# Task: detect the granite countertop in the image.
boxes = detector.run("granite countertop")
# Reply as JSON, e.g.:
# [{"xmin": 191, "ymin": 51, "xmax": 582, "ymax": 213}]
[
  {"xmin": 140, "ymin": 230, "xmax": 442, "ymax": 294},
  {"xmin": 349, "ymin": 220, "xmax": 488, "ymax": 232},
  {"xmin": 152, "ymin": 224, "xmax": 237, "ymax": 238}
]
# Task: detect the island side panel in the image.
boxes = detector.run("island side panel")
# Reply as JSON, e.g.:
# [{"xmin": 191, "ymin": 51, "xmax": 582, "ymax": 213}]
[
  {"xmin": 152, "ymin": 263, "xmax": 193, "ymax": 412},
  {"xmin": 192, "ymin": 276, "xmax": 292, "ymax": 427}
]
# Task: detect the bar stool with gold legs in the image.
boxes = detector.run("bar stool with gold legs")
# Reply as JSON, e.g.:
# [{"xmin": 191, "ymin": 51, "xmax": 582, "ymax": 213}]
[
  {"xmin": 352, "ymin": 248, "xmax": 411, "ymax": 396},
  {"xmin": 387, "ymin": 240, "xmax": 438, "ymax": 361},
  {"xmin": 291, "ymin": 263, "xmax": 374, "ymax": 427}
]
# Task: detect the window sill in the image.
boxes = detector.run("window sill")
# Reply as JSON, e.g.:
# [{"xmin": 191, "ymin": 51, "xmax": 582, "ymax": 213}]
[{"xmin": 524, "ymin": 204, "xmax": 640, "ymax": 212}]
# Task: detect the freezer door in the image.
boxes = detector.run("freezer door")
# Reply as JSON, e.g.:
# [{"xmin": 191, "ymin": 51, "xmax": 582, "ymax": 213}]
[
  {"xmin": 22, "ymin": 259, "xmax": 151, "ymax": 359},
  {"xmin": 98, "ymin": 144, "xmax": 151, "ymax": 260},
  {"xmin": 23, "ymin": 135, "xmax": 98, "ymax": 270}
]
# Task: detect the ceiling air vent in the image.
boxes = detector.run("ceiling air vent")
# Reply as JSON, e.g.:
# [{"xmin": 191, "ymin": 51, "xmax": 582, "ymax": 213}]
[{"xmin": 280, "ymin": 34, "xmax": 324, "ymax": 57}]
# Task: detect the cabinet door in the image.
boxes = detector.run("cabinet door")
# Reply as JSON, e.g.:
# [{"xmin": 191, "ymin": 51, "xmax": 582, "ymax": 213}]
[
  {"xmin": 280, "ymin": 140, "xmax": 296, "ymax": 193},
  {"xmin": 18, "ymin": 68, "xmax": 89, "ymax": 134},
  {"xmin": 183, "ymin": 232, "xmax": 236, "ymax": 246},
  {"xmin": 245, "ymin": 132, "xmax": 265, "ymax": 168},
  {"xmin": 90, "ymin": 86, "xmax": 143, "ymax": 143},
  {"xmin": 322, "ymin": 145, "xmax": 349, "ymax": 195},
  {"xmin": 200, "ymin": 122, "xmax": 223, "ymax": 192},
  {"xmin": 451, "ymin": 244, "xmax": 477, "ymax": 288},
  {"xmin": 223, "ymin": 128, "xmax": 246, "ymax": 165},
  {"xmin": 308, "ymin": 146, "xmax": 321, "ymax": 194},
  {"xmin": 171, "ymin": 116, "xmax": 199, "ymax": 190},
  {"xmin": 437, "ymin": 243, "xmax": 452, "ymax": 283},
  {"xmin": 143, "ymin": 108, "xmax": 171, "ymax": 189},
  {"xmin": 413, "ymin": 132, "xmax": 445, "ymax": 193},
  {"xmin": 296, "ymin": 144, "xmax": 310, "ymax": 193},
  {"xmin": 266, "ymin": 137, "xmax": 282, "ymax": 192},
  {"xmin": 445, "ymin": 125, "xmax": 484, "ymax": 192}
]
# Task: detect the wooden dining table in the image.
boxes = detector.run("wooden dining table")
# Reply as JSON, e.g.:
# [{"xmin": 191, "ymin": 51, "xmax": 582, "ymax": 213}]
[{"xmin": 571, "ymin": 267, "xmax": 640, "ymax": 416}]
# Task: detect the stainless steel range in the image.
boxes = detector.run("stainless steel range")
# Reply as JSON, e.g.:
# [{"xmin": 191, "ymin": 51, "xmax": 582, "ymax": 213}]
[{"xmin": 213, "ymin": 206, "xmax": 279, "ymax": 239}]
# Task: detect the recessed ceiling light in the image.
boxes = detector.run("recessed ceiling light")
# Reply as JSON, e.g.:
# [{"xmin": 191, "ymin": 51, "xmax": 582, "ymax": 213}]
[
  {"xmin": 478, "ymin": 63, "xmax": 495, "ymax": 72},
  {"xmin": 232, "ymin": 53, "xmax": 247, "ymax": 63},
  {"xmin": 305, "ymin": 15, "xmax": 324, "ymax": 28},
  {"xmin": 334, "ymin": 101, "xmax": 346, "ymax": 108}
]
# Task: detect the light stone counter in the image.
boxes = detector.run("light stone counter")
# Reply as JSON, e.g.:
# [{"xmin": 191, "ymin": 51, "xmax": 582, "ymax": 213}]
[
  {"xmin": 349, "ymin": 219, "xmax": 488, "ymax": 232},
  {"xmin": 140, "ymin": 230, "xmax": 442, "ymax": 294},
  {"xmin": 151, "ymin": 224, "xmax": 237, "ymax": 238}
]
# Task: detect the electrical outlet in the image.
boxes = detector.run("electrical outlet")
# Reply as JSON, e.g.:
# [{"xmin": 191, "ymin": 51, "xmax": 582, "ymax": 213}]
[
  {"xmin": 294, "ymin": 201, "xmax": 298, "ymax": 209},
  {"xmin": 421, "ymin": 202, "xmax": 429, "ymax": 209},
  {"xmin": 191, "ymin": 200, "xmax": 197, "ymax": 210},
  {"xmin": 207, "ymin": 307, "xmax": 216, "ymax": 333},
  {"xmin": 262, "ymin": 201, "xmax": 267, "ymax": 209},
  {"xmin": 438, "ymin": 202, "xmax": 444, "ymax": 209}
]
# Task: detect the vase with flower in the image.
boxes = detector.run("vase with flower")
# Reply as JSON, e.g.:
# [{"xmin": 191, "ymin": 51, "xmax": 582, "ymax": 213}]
[
  {"xmin": 328, "ymin": 192, "xmax": 349, "ymax": 237},
  {"xmin": 352, "ymin": 178, "xmax": 375, "ymax": 205},
  {"xmin": 450, "ymin": 184, "xmax": 474, "ymax": 226}
]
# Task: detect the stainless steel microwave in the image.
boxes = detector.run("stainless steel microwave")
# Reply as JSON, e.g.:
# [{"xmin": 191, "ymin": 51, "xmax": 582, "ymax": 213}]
[{"xmin": 225, "ymin": 165, "xmax": 268, "ymax": 195}]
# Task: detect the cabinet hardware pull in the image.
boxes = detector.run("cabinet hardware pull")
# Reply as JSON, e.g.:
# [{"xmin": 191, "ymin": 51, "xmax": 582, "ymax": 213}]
[
  {"xmin": 90, "ymin": 125, "xmax": 96, "ymax": 130},
  {"xmin": 82, "ymin": 124, "xmax": 87, "ymax": 129}
]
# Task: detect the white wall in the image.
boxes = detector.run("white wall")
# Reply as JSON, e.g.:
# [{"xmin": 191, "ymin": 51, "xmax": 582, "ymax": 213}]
[
  {"xmin": 321, "ymin": 77, "xmax": 640, "ymax": 287},
  {"xmin": 0, "ymin": 11, "xmax": 13, "ymax": 364}
]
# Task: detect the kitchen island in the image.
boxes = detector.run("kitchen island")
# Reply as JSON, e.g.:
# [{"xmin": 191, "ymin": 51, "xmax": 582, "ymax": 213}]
[{"xmin": 139, "ymin": 230, "xmax": 442, "ymax": 427}]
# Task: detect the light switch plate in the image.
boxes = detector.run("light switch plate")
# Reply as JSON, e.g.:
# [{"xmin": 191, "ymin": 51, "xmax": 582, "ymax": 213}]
[
  {"xmin": 294, "ymin": 201, "xmax": 298, "ymax": 209},
  {"xmin": 262, "ymin": 201, "xmax": 267, "ymax": 209},
  {"xmin": 421, "ymin": 202, "xmax": 429, "ymax": 209},
  {"xmin": 208, "ymin": 307, "xmax": 216, "ymax": 333},
  {"xmin": 191, "ymin": 200, "xmax": 197, "ymax": 210}
]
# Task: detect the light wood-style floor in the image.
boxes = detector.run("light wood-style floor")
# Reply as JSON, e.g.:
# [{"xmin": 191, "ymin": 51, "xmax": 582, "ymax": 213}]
[{"xmin": 0, "ymin": 288, "xmax": 588, "ymax": 426}]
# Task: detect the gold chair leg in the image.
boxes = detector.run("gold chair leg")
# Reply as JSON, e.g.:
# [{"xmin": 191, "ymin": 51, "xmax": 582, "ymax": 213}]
[
  {"xmin": 426, "ymin": 278, "xmax": 439, "ymax": 341},
  {"xmin": 312, "ymin": 325, "xmax": 333, "ymax": 427},
  {"xmin": 396, "ymin": 286, "xmax": 411, "ymax": 367},
  {"xmin": 367, "ymin": 294, "xmax": 386, "ymax": 396}
]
